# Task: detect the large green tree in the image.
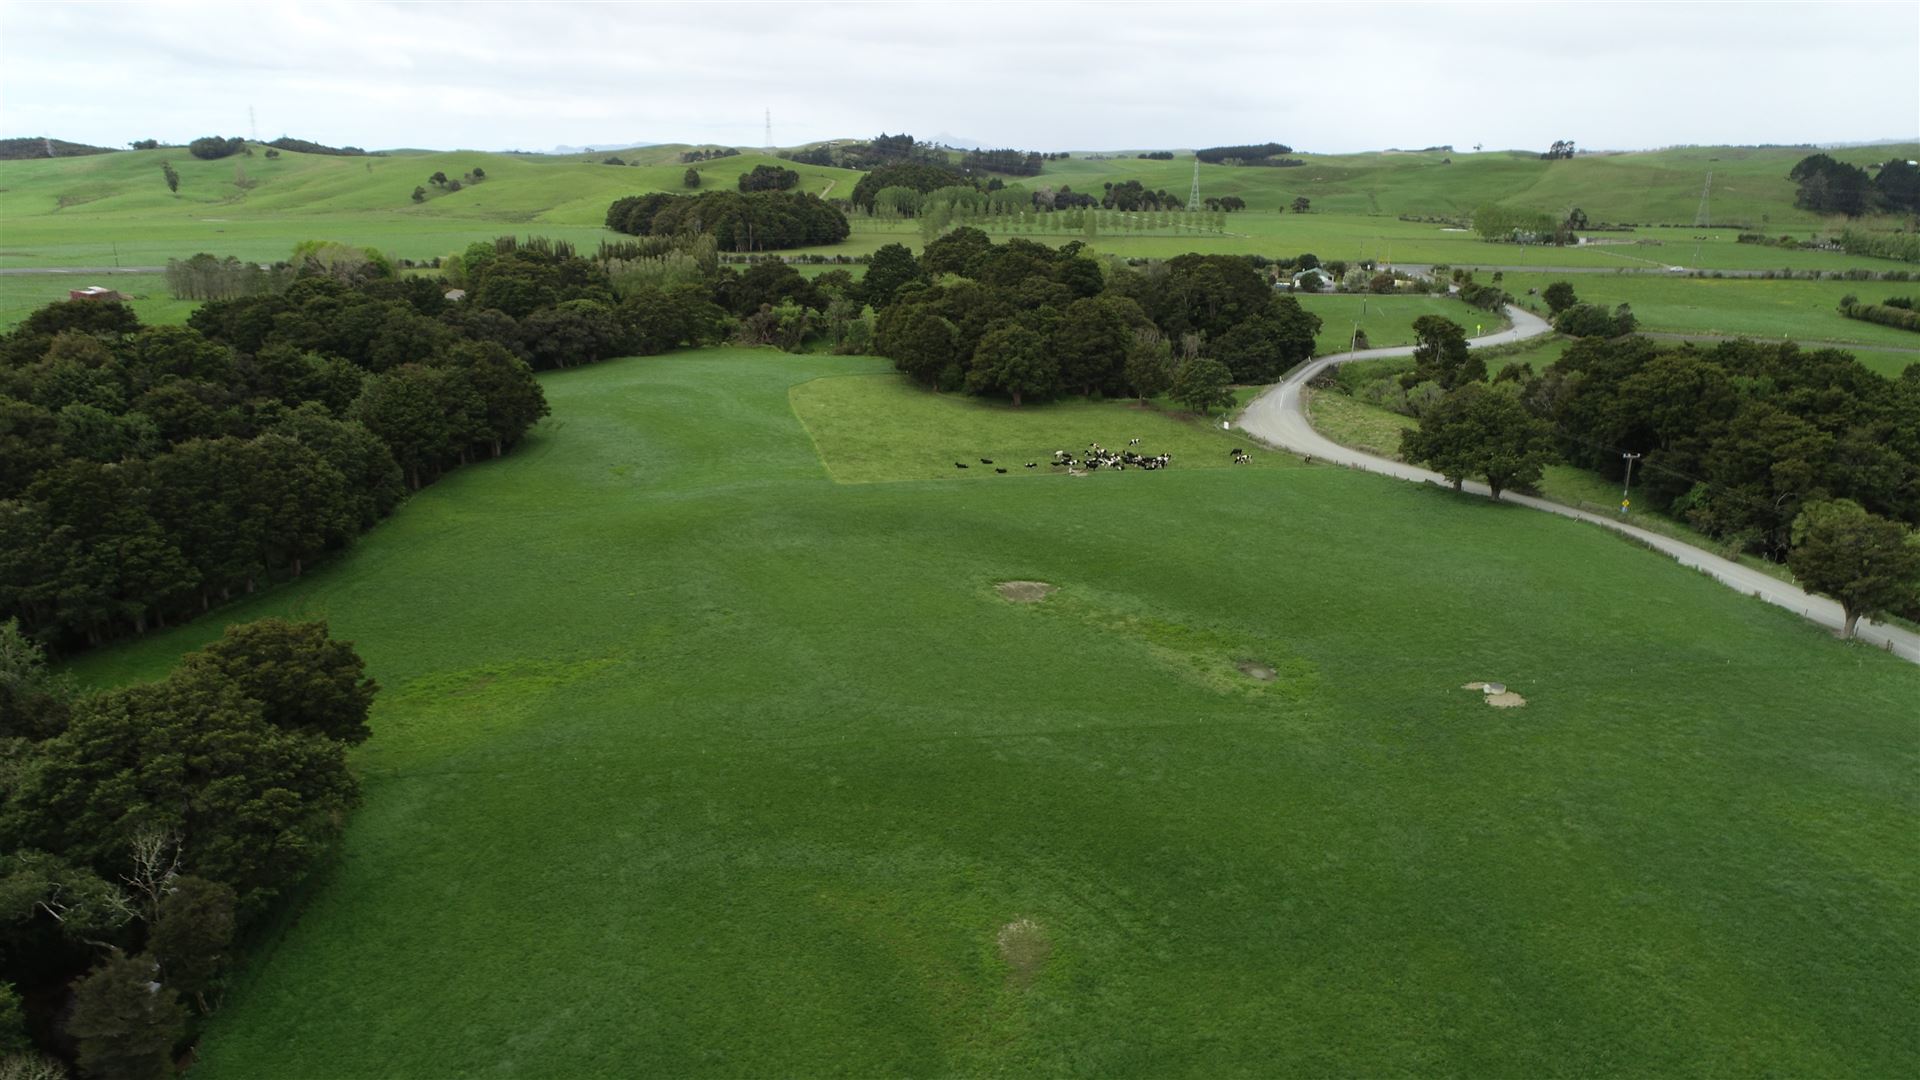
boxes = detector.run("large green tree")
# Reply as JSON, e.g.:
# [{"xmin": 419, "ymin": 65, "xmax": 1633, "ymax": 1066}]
[
  {"xmin": 966, "ymin": 321, "xmax": 1057, "ymax": 406},
  {"xmin": 1542, "ymin": 281, "xmax": 1578, "ymax": 315},
  {"xmin": 148, "ymin": 876, "xmax": 237, "ymax": 1012},
  {"xmin": 882, "ymin": 308, "xmax": 959, "ymax": 388},
  {"xmin": 2, "ymin": 664, "xmax": 359, "ymax": 916},
  {"xmin": 1403, "ymin": 315, "xmax": 1484, "ymax": 390},
  {"xmin": 1051, "ymin": 296, "xmax": 1146, "ymax": 397},
  {"xmin": 1124, "ymin": 329, "xmax": 1176, "ymax": 402},
  {"xmin": 350, "ymin": 365, "xmax": 462, "ymax": 489},
  {"xmin": 1788, "ymin": 499, "xmax": 1920, "ymax": 639},
  {"xmin": 184, "ymin": 618, "xmax": 378, "ymax": 745},
  {"xmin": 1401, "ymin": 384, "xmax": 1556, "ymax": 499},
  {"xmin": 1170, "ymin": 357, "xmax": 1237, "ymax": 415},
  {"xmin": 65, "ymin": 951, "xmax": 187, "ymax": 1080},
  {"xmin": 859, "ymin": 243, "xmax": 926, "ymax": 310},
  {"xmin": 443, "ymin": 341, "xmax": 549, "ymax": 456},
  {"xmin": 1209, "ymin": 296, "xmax": 1321, "ymax": 383}
]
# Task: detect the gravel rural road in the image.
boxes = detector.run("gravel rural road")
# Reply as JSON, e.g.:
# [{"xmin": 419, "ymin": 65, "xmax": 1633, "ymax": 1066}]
[{"xmin": 1237, "ymin": 305, "xmax": 1920, "ymax": 665}]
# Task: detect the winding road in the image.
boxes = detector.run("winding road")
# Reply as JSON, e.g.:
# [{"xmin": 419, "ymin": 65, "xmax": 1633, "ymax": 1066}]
[{"xmin": 1237, "ymin": 304, "xmax": 1920, "ymax": 665}]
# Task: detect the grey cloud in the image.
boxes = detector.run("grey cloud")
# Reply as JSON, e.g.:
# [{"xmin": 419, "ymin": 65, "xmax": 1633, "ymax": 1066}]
[{"xmin": 2, "ymin": 0, "xmax": 1914, "ymax": 152}]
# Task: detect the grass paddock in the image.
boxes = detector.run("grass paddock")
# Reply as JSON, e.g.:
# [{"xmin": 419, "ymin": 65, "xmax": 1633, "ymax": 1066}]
[{"xmin": 67, "ymin": 349, "xmax": 1919, "ymax": 1078}]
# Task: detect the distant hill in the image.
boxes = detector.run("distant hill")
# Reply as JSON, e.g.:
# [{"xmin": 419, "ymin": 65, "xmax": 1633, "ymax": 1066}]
[{"xmin": 0, "ymin": 136, "xmax": 118, "ymax": 160}]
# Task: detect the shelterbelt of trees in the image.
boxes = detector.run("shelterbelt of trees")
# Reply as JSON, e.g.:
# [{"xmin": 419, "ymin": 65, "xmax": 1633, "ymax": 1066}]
[
  {"xmin": 1532, "ymin": 336, "xmax": 1920, "ymax": 552},
  {"xmin": 0, "ymin": 238, "xmax": 742, "ymax": 653},
  {"xmin": 604, "ymin": 190, "xmax": 850, "ymax": 251},
  {"xmin": 869, "ymin": 228, "xmax": 1323, "ymax": 408},
  {"xmin": 1386, "ymin": 321, "xmax": 1920, "ymax": 625},
  {"xmin": 1, "ymin": 617, "xmax": 375, "ymax": 1078}
]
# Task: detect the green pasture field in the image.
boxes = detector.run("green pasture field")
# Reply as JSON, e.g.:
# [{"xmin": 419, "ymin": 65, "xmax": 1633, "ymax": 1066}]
[
  {"xmin": 1040, "ymin": 143, "xmax": 1919, "ymax": 228},
  {"xmin": 1304, "ymin": 386, "xmax": 1415, "ymax": 458},
  {"xmin": 836, "ymin": 215, "xmax": 1905, "ymax": 273},
  {"xmin": 1839, "ymin": 348, "xmax": 1920, "ymax": 377},
  {"xmin": 1292, "ymin": 292, "xmax": 1489, "ymax": 354},
  {"xmin": 7, "ymin": 141, "xmax": 1917, "ymax": 274},
  {"xmin": 0, "ymin": 145, "xmax": 855, "ymax": 269},
  {"xmin": 1498, "ymin": 272, "xmax": 1920, "ymax": 351},
  {"xmin": 788, "ymin": 373, "xmax": 1286, "ymax": 483},
  {"xmin": 0, "ymin": 272, "xmax": 194, "ymax": 327},
  {"xmin": 70, "ymin": 349, "xmax": 1918, "ymax": 1078}
]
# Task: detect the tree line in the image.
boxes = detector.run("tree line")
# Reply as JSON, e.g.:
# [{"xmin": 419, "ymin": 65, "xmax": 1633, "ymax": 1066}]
[
  {"xmin": 958, "ymin": 148, "xmax": 1044, "ymax": 176},
  {"xmin": 869, "ymin": 228, "xmax": 1321, "ymax": 410},
  {"xmin": 5, "ymin": 231, "xmax": 871, "ymax": 652},
  {"xmin": 162, "ymin": 255, "xmax": 295, "ymax": 302},
  {"xmin": 604, "ymin": 191, "xmax": 849, "ymax": 252},
  {"xmin": 1366, "ymin": 316, "xmax": 1920, "ymax": 632},
  {"xmin": 1377, "ymin": 318, "xmax": 1920, "ymax": 621},
  {"xmin": 1195, "ymin": 142, "xmax": 1295, "ymax": 165},
  {"xmin": 1790, "ymin": 154, "xmax": 1920, "ymax": 218},
  {"xmin": 1, "ymin": 233, "xmax": 735, "ymax": 652},
  {"xmin": 1, "ymin": 617, "xmax": 376, "ymax": 1078},
  {"xmin": 186, "ymin": 137, "xmax": 247, "ymax": 161},
  {"xmin": 1837, "ymin": 294, "xmax": 1920, "ymax": 332},
  {"xmin": 0, "ymin": 289, "xmax": 546, "ymax": 650},
  {"xmin": 737, "ymin": 164, "xmax": 799, "ymax": 192}
]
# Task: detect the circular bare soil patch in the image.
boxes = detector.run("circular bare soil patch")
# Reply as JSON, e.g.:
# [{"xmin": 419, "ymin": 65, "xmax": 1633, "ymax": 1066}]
[
  {"xmin": 996, "ymin": 581, "xmax": 1057, "ymax": 603},
  {"xmin": 1462, "ymin": 681, "xmax": 1526, "ymax": 708},
  {"xmin": 1236, "ymin": 660, "xmax": 1277, "ymax": 682},
  {"xmin": 997, "ymin": 917, "xmax": 1051, "ymax": 986}
]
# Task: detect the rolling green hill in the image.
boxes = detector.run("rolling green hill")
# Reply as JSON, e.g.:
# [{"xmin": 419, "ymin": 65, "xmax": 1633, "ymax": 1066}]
[
  {"xmin": 73, "ymin": 350, "xmax": 1919, "ymax": 1078},
  {"xmin": 0, "ymin": 143, "xmax": 864, "ymax": 268},
  {"xmin": 5, "ymin": 141, "xmax": 1913, "ymax": 272}
]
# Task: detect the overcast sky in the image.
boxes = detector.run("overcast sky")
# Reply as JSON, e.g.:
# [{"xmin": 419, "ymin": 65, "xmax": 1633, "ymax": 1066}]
[{"xmin": 4, "ymin": 1, "xmax": 1916, "ymax": 154}]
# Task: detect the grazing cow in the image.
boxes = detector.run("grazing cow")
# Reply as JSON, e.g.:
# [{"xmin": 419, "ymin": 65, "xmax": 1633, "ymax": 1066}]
[
  {"xmin": 1025, "ymin": 462, "xmax": 1037, "ymax": 468},
  {"xmin": 1129, "ymin": 438, "xmax": 1142, "ymax": 446},
  {"xmin": 981, "ymin": 458, "xmax": 993, "ymax": 464},
  {"xmin": 995, "ymin": 468, "xmax": 1008, "ymax": 474},
  {"xmin": 955, "ymin": 462, "xmax": 969, "ymax": 469}
]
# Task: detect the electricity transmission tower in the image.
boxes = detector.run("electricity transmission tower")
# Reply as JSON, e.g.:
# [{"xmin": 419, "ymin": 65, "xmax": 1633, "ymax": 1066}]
[
  {"xmin": 1694, "ymin": 171, "xmax": 1713, "ymax": 227},
  {"xmin": 1187, "ymin": 159, "xmax": 1201, "ymax": 211},
  {"xmin": 249, "ymin": 105, "xmax": 257, "ymax": 143},
  {"xmin": 764, "ymin": 108, "xmax": 773, "ymax": 152}
]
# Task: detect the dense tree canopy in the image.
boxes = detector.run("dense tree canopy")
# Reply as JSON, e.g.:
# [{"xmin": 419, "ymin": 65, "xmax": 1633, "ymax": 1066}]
[
  {"xmin": 1529, "ymin": 337, "xmax": 1920, "ymax": 562},
  {"xmin": 187, "ymin": 136, "xmax": 247, "ymax": 161},
  {"xmin": 871, "ymin": 231, "xmax": 1313, "ymax": 407},
  {"xmin": 1789, "ymin": 153, "xmax": 1875, "ymax": 217},
  {"xmin": 737, "ymin": 164, "xmax": 799, "ymax": 192},
  {"xmin": 1195, "ymin": 142, "xmax": 1294, "ymax": 165},
  {"xmin": 0, "ymin": 619, "xmax": 374, "ymax": 1071},
  {"xmin": 849, "ymin": 161, "xmax": 969, "ymax": 213},
  {"xmin": 0, "ymin": 241, "xmax": 689, "ymax": 648},
  {"xmin": 1401, "ymin": 382, "xmax": 1555, "ymax": 499},
  {"xmin": 605, "ymin": 191, "xmax": 848, "ymax": 251}
]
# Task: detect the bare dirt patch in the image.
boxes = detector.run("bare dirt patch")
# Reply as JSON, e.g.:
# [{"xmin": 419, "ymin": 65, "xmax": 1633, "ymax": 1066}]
[
  {"xmin": 1462, "ymin": 681, "xmax": 1526, "ymax": 708},
  {"xmin": 1237, "ymin": 660, "xmax": 1277, "ymax": 682},
  {"xmin": 997, "ymin": 917, "xmax": 1051, "ymax": 987},
  {"xmin": 996, "ymin": 581, "xmax": 1057, "ymax": 603}
]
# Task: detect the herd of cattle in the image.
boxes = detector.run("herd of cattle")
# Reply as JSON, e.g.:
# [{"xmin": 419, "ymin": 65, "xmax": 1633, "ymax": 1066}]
[{"xmin": 952, "ymin": 439, "xmax": 1255, "ymax": 476}]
